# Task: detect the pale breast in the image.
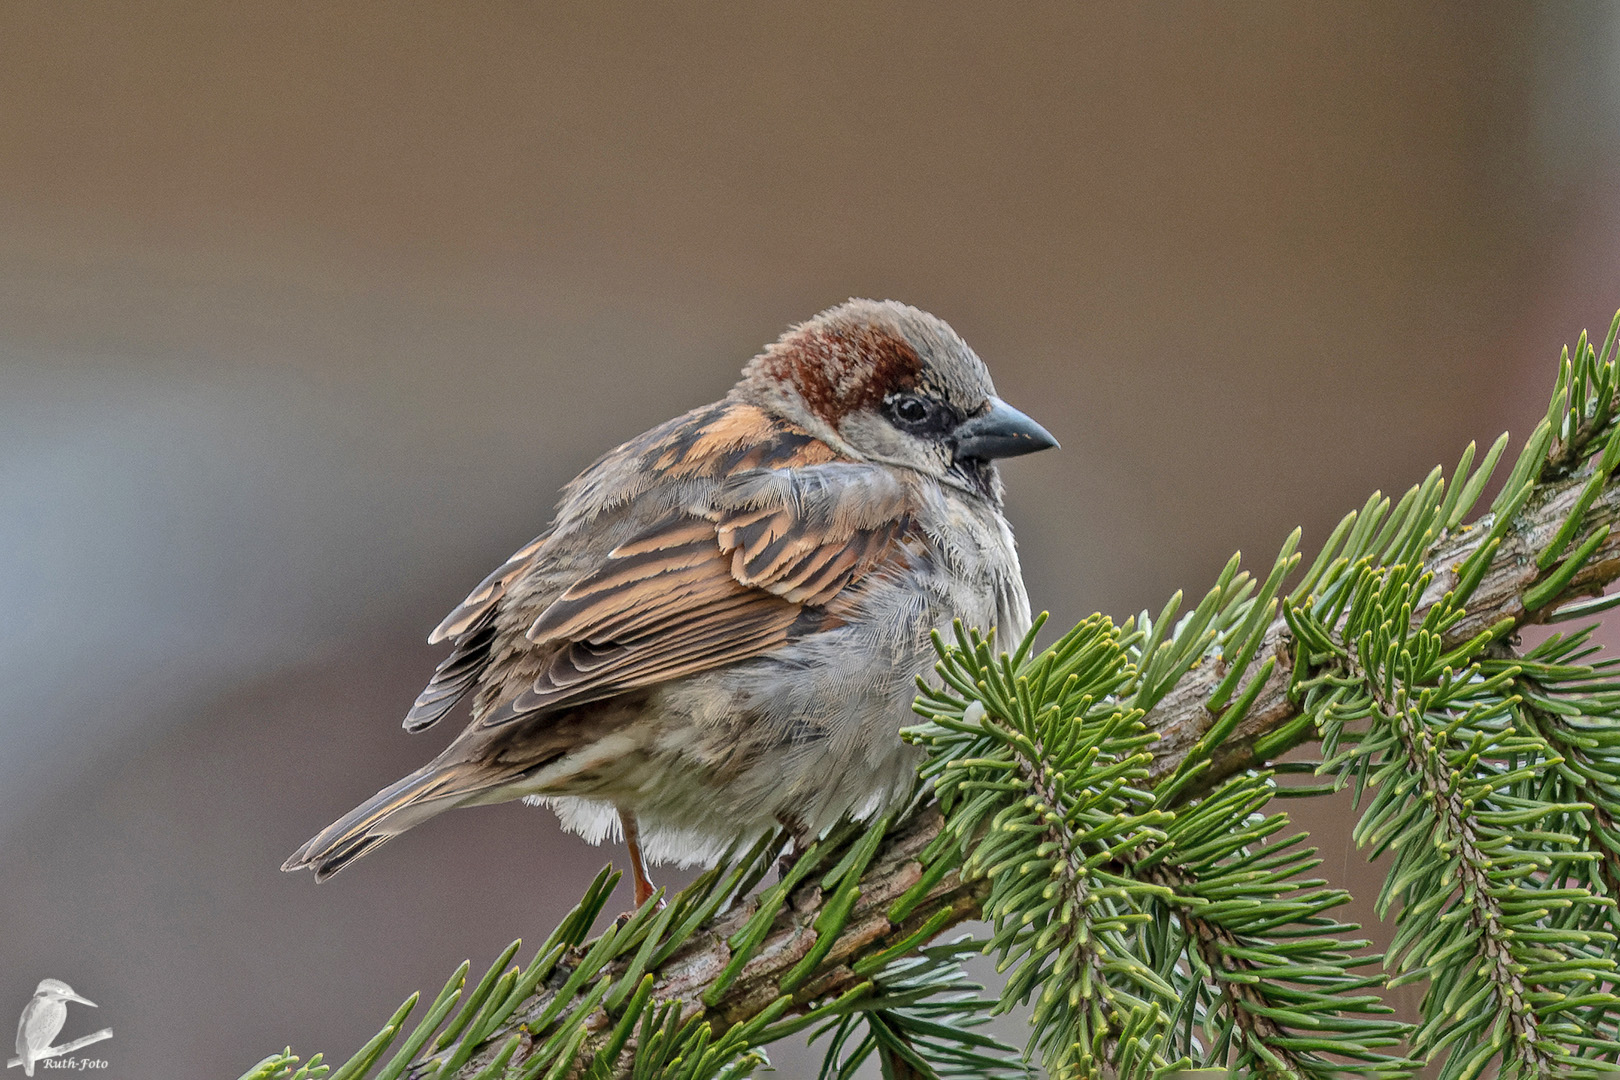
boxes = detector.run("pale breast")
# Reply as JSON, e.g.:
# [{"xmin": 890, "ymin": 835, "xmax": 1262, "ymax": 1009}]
[
  {"xmin": 914, "ymin": 479, "xmax": 1031, "ymax": 645},
  {"xmin": 619, "ymin": 479, "xmax": 1029, "ymax": 843}
]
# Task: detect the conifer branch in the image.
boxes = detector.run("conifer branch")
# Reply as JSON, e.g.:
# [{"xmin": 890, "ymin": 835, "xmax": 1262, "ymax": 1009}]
[
  {"xmin": 1350, "ymin": 648, "xmax": 1545, "ymax": 1074},
  {"xmin": 1518, "ymin": 685, "xmax": 1620, "ymax": 906},
  {"xmin": 1144, "ymin": 460, "xmax": 1620, "ymax": 800}
]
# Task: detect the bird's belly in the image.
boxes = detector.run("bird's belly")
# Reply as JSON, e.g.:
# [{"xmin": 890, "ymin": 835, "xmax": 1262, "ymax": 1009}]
[{"xmin": 520, "ymin": 618, "xmax": 938, "ymax": 865}]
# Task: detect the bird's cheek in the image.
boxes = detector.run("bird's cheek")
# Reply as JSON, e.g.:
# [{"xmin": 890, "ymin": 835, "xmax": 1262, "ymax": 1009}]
[{"xmin": 835, "ymin": 412, "xmax": 935, "ymax": 471}]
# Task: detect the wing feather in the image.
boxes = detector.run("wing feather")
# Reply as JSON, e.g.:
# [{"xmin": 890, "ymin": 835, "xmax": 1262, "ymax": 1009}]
[
  {"xmin": 405, "ymin": 532, "xmax": 548, "ymax": 731},
  {"xmin": 403, "ymin": 402, "xmax": 917, "ymax": 735},
  {"xmin": 501, "ymin": 463, "xmax": 915, "ymax": 720},
  {"xmin": 427, "ymin": 532, "xmax": 550, "ymax": 645}
]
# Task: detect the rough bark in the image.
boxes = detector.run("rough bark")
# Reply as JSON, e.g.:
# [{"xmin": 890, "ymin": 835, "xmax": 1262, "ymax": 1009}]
[{"xmin": 447, "ymin": 462, "xmax": 1620, "ymax": 1079}]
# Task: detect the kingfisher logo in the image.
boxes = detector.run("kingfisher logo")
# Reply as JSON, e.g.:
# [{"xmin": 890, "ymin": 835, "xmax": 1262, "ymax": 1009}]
[{"xmin": 7, "ymin": 980, "xmax": 111, "ymax": 1075}]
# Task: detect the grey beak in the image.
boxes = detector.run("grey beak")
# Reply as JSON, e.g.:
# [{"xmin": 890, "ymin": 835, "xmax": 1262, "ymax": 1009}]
[
  {"xmin": 67, "ymin": 993, "xmax": 97, "ymax": 1008},
  {"xmin": 951, "ymin": 397, "xmax": 1059, "ymax": 462}
]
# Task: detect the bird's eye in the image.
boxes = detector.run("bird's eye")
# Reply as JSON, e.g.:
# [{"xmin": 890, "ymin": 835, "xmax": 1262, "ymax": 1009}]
[{"xmin": 887, "ymin": 394, "xmax": 930, "ymax": 427}]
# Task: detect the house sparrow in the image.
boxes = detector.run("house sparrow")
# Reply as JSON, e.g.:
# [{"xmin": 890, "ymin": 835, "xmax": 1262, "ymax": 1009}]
[{"xmin": 283, "ymin": 299, "xmax": 1056, "ymax": 904}]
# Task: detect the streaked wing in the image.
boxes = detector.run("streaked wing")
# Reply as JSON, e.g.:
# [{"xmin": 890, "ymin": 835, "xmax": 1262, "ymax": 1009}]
[
  {"xmin": 715, "ymin": 465, "xmax": 910, "ymax": 604},
  {"xmin": 402, "ymin": 399, "xmax": 916, "ymax": 734},
  {"xmin": 429, "ymin": 531, "xmax": 551, "ymax": 645},
  {"xmin": 500, "ymin": 463, "xmax": 915, "ymax": 719},
  {"xmin": 404, "ymin": 531, "xmax": 549, "ymax": 731}
]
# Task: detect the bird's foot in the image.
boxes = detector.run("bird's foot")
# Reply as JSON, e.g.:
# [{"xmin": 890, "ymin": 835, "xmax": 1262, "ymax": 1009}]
[
  {"xmin": 774, "ymin": 814, "xmax": 816, "ymax": 881},
  {"xmin": 618, "ymin": 808, "xmax": 664, "ymax": 915}
]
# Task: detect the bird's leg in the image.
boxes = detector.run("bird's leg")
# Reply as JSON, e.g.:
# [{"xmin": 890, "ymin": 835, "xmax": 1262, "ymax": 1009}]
[
  {"xmin": 774, "ymin": 812, "xmax": 814, "ymax": 879},
  {"xmin": 619, "ymin": 808, "xmax": 659, "ymax": 908}
]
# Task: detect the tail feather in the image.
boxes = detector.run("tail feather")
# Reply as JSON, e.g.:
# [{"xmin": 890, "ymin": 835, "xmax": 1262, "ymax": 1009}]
[{"xmin": 282, "ymin": 760, "xmax": 499, "ymax": 881}]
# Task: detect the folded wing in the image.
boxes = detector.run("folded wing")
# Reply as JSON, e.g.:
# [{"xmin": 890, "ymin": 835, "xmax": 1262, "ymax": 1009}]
[{"xmin": 503, "ymin": 462, "xmax": 915, "ymax": 721}]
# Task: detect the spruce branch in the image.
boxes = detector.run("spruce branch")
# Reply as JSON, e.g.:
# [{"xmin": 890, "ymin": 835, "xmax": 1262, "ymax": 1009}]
[
  {"xmin": 1131, "ymin": 778, "xmax": 1405, "ymax": 1080},
  {"xmin": 1146, "ymin": 415, "xmax": 1620, "ymax": 800},
  {"xmin": 1502, "ymin": 617, "xmax": 1620, "ymax": 898},
  {"xmin": 1336, "ymin": 591, "xmax": 1548, "ymax": 1074}
]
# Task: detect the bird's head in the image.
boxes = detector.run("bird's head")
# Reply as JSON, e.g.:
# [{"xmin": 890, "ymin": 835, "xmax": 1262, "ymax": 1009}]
[
  {"xmin": 737, "ymin": 298, "xmax": 1057, "ymax": 500},
  {"xmin": 33, "ymin": 979, "xmax": 96, "ymax": 1007}
]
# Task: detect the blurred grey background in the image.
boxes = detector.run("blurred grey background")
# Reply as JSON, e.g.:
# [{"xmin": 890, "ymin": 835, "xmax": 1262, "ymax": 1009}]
[{"xmin": 3, "ymin": 3, "xmax": 1620, "ymax": 1077}]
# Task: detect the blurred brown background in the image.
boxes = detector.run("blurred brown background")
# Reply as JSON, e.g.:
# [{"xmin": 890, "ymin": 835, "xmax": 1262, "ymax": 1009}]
[{"xmin": 3, "ymin": 3, "xmax": 1620, "ymax": 1077}]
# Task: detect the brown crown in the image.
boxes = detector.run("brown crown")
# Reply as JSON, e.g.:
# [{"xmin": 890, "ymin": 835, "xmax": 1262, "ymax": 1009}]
[{"xmin": 757, "ymin": 312, "xmax": 924, "ymax": 426}]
